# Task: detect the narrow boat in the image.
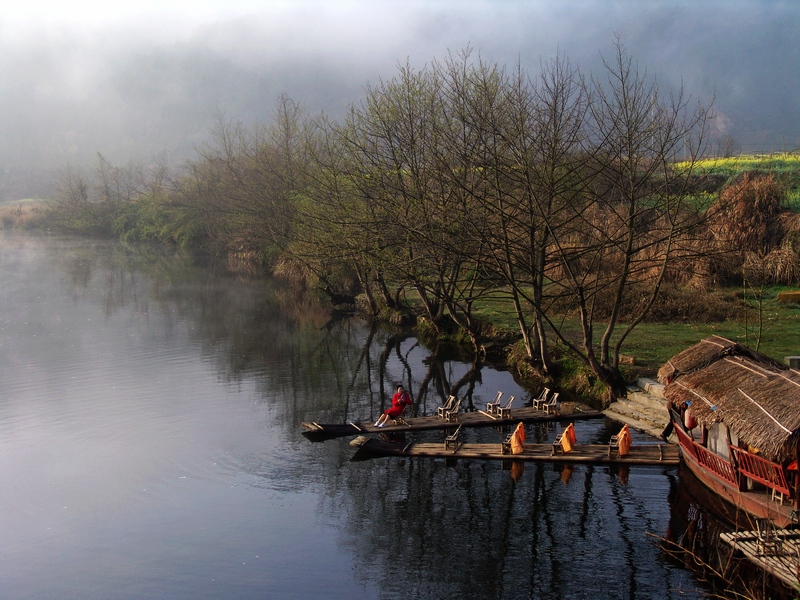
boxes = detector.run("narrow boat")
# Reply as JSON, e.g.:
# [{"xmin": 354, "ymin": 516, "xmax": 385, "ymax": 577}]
[
  {"xmin": 301, "ymin": 402, "xmax": 602, "ymax": 440},
  {"xmin": 659, "ymin": 335, "xmax": 800, "ymax": 528}
]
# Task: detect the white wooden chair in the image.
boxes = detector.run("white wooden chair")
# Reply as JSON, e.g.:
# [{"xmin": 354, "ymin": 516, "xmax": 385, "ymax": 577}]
[
  {"xmin": 437, "ymin": 395, "xmax": 457, "ymax": 419},
  {"xmin": 497, "ymin": 395, "xmax": 515, "ymax": 419},
  {"xmin": 486, "ymin": 391, "xmax": 503, "ymax": 415},
  {"xmin": 542, "ymin": 392, "xmax": 560, "ymax": 415},
  {"xmin": 532, "ymin": 388, "xmax": 551, "ymax": 410},
  {"xmin": 443, "ymin": 399, "xmax": 462, "ymax": 422}
]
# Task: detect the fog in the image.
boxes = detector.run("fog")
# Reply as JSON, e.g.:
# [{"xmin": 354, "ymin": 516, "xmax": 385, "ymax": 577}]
[{"xmin": 1, "ymin": 0, "xmax": 798, "ymax": 196}]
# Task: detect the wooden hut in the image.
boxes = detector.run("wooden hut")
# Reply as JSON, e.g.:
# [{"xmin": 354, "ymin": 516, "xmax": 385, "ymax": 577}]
[{"xmin": 658, "ymin": 335, "xmax": 800, "ymax": 525}]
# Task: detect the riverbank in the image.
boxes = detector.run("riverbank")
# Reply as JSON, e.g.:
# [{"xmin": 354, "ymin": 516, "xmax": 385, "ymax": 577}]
[
  {"xmin": 397, "ymin": 283, "xmax": 800, "ymax": 409},
  {"xmin": 0, "ymin": 198, "xmax": 45, "ymax": 229},
  {"xmin": 9, "ymin": 159, "xmax": 800, "ymax": 408}
]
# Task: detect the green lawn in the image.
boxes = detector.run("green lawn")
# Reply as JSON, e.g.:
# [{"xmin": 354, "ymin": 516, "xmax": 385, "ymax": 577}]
[
  {"xmin": 473, "ymin": 286, "xmax": 800, "ymax": 376},
  {"xmin": 614, "ymin": 316, "xmax": 800, "ymax": 372}
]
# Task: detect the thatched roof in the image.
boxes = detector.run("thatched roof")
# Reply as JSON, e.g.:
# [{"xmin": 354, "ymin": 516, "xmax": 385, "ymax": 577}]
[{"xmin": 658, "ymin": 335, "xmax": 800, "ymax": 463}]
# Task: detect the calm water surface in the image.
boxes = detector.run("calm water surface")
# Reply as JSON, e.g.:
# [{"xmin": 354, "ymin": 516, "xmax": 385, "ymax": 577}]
[{"xmin": 0, "ymin": 232, "xmax": 712, "ymax": 599}]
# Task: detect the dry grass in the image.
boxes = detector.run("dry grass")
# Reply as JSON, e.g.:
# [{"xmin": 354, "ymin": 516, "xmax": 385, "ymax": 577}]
[
  {"xmin": 0, "ymin": 200, "xmax": 47, "ymax": 229},
  {"xmin": 743, "ymin": 247, "xmax": 800, "ymax": 286},
  {"xmin": 707, "ymin": 172, "xmax": 785, "ymax": 252}
]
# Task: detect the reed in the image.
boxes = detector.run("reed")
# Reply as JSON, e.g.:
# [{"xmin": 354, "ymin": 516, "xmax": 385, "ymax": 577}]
[{"xmin": 0, "ymin": 200, "xmax": 46, "ymax": 229}]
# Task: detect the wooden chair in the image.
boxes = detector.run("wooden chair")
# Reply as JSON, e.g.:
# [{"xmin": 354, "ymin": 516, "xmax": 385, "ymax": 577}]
[
  {"xmin": 531, "ymin": 388, "xmax": 551, "ymax": 410},
  {"xmin": 443, "ymin": 399, "xmax": 462, "ymax": 423},
  {"xmin": 497, "ymin": 395, "xmax": 515, "ymax": 419},
  {"xmin": 608, "ymin": 431, "xmax": 621, "ymax": 457},
  {"xmin": 390, "ymin": 402, "xmax": 411, "ymax": 427},
  {"xmin": 608, "ymin": 424, "xmax": 631, "ymax": 457},
  {"xmin": 551, "ymin": 422, "xmax": 576, "ymax": 455},
  {"xmin": 444, "ymin": 425, "xmax": 462, "ymax": 451},
  {"xmin": 437, "ymin": 395, "xmax": 457, "ymax": 419},
  {"xmin": 551, "ymin": 432, "xmax": 564, "ymax": 455},
  {"xmin": 486, "ymin": 391, "xmax": 503, "ymax": 415},
  {"xmin": 756, "ymin": 519, "xmax": 783, "ymax": 556},
  {"xmin": 542, "ymin": 392, "xmax": 560, "ymax": 415},
  {"xmin": 501, "ymin": 422, "xmax": 525, "ymax": 455},
  {"xmin": 501, "ymin": 431, "xmax": 514, "ymax": 455},
  {"xmin": 391, "ymin": 414, "xmax": 410, "ymax": 427}
]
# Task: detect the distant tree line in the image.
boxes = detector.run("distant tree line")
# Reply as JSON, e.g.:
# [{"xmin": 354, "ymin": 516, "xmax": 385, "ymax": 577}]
[{"xmin": 45, "ymin": 40, "xmax": 729, "ymax": 397}]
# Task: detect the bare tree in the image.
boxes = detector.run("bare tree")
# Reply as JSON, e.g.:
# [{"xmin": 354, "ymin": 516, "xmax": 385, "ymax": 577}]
[
  {"xmin": 717, "ymin": 133, "xmax": 741, "ymax": 158},
  {"xmin": 539, "ymin": 39, "xmax": 713, "ymax": 398},
  {"xmin": 503, "ymin": 54, "xmax": 589, "ymax": 374}
]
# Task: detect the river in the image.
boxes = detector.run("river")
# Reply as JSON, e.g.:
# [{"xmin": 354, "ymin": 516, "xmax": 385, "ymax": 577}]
[{"xmin": 0, "ymin": 232, "xmax": 713, "ymax": 599}]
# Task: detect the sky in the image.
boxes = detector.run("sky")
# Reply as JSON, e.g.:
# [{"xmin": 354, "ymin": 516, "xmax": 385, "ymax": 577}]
[{"xmin": 1, "ymin": 0, "xmax": 798, "ymax": 175}]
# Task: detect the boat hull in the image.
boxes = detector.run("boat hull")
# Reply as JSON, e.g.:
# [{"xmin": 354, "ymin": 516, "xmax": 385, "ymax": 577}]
[{"xmin": 674, "ymin": 426, "xmax": 796, "ymax": 528}]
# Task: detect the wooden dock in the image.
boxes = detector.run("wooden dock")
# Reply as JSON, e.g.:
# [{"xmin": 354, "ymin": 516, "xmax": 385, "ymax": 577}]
[
  {"xmin": 302, "ymin": 403, "xmax": 602, "ymax": 440},
  {"xmin": 352, "ymin": 437, "xmax": 679, "ymax": 466},
  {"xmin": 720, "ymin": 529, "xmax": 800, "ymax": 590}
]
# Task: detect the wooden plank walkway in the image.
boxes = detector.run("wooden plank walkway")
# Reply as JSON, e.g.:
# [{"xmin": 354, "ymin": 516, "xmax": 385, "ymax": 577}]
[
  {"xmin": 302, "ymin": 403, "xmax": 602, "ymax": 440},
  {"xmin": 720, "ymin": 530, "xmax": 800, "ymax": 590},
  {"xmin": 353, "ymin": 437, "xmax": 679, "ymax": 466}
]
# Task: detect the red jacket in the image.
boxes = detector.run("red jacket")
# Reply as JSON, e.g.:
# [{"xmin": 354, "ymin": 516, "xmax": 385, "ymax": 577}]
[
  {"xmin": 392, "ymin": 390, "xmax": 411, "ymax": 407},
  {"xmin": 385, "ymin": 390, "xmax": 411, "ymax": 417}
]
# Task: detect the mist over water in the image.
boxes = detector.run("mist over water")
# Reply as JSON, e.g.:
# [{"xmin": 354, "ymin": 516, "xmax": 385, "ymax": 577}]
[{"xmin": 1, "ymin": 0, "xmax": 798, "ymax": 185}]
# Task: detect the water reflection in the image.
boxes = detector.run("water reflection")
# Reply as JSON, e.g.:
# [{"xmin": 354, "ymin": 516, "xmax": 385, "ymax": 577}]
[
  {"xmin": 664, "ymin": 465, "xmax": 797, "ymax": 599},
  {"xmin": 0, "ymin": 232, "xmax": 710, "ymax": 599},
  {"xmin": 327, "ymin": 455, "xmax": 703, "ymax": 599}
]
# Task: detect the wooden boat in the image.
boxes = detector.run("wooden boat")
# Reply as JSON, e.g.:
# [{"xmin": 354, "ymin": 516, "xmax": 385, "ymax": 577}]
[
  {"xmin": 659, "ymin": 336, "xmax": 800, "ymax": 528},
  {"xmin": 301, "ymin": 402, "xmax": 602, "ymax": 440},
  {"xmin": 668, "ymin": 464, "xmax": 800, "ymax": 597},
  {"xmin": 351, "ymin": 436, "xmax": 678, "ymax": 466}
]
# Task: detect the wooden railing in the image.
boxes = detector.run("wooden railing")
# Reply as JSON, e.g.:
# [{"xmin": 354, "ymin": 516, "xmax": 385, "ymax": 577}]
[
  {"xmin": 694, "ymin": 443, "xmax": 739, "ymax": 485},
  {"xmin": 674, "ymin": 426, "xmax": 697, "ymax": 460},
  {"xmin": 675, "ymin": 427, "xmax": 738, "ymax": 485},
  {"xmin": 675, "ymin": 425, "xmax": 794, "ymax": 499},
  {"xmin": 730, "ymin": 446, "xmax": 792, "ymax": 498}
]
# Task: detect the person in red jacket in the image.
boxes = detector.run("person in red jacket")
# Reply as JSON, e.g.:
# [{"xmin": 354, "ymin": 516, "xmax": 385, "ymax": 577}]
[{"xmin": 375, "ymin": 385, "xmax": 412, "ymax": 427}]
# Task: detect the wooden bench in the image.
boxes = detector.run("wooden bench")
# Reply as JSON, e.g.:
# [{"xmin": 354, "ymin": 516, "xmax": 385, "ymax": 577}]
[{"xmin": 444, "ymin": 425, "xmax": 462, "ymax": 451}]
